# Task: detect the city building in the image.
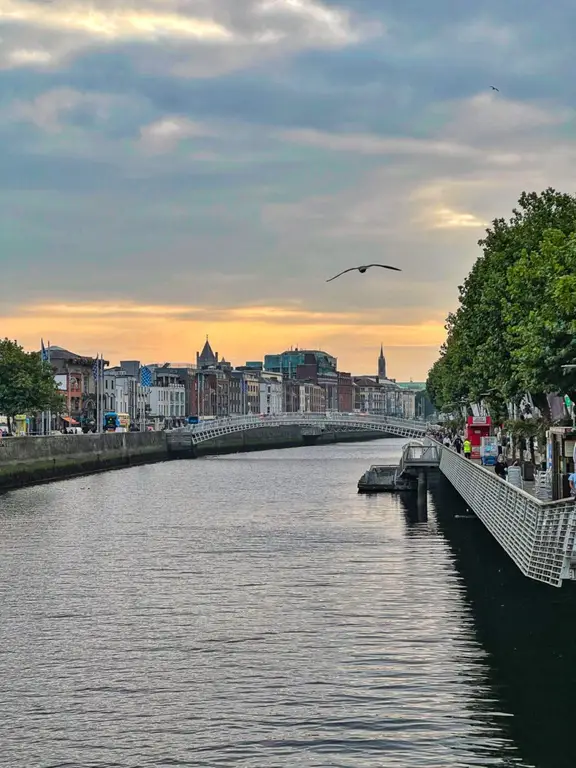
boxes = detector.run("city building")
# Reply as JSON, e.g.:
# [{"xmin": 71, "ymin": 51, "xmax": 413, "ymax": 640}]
[
  {"xmin": 196, "ymin": 338, "xmax": 219, "ymax": 369},
  {"xmin": 283, "ymin": 380, "xmax": 300, "ymax": 413},
  {"xmin": 148, "ymin": 383, "xmax": 186, "ymax": 426},
  {"xmin": 352, "ymin": 346, "xmax": 407, "ymax": 417},
  {"xmin": 337, "ymin": 372, "xmax": 354, "ymax": 412},
  {"xmin": 264, "ymin": 349, "xmax": 337, "ymax": 379},
  {"xmin": 46, "ymin": 346, "xmax": 107, "ymax": 429},
  {"xmin": 378, "ymin": 344, "xmax": 386, "ymax": 379},
  {"xmin": 265, "ymin": 348, "xmax": 338, "ymax": 410},
  {"xmin": 104, "ymin": 364, "xmax": 149, "ymax": 428},
  {"xmin": 299, "ymin": 382, "xmax": 326, "ymax": 412},
  {"xmin": 259, "ymin": 371, "xmax": 283, "ymax": 415}
]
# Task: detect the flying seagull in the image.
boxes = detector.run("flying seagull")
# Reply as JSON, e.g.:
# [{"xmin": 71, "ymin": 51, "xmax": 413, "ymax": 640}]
[
  {"xmin": 490, "ymin": 85, "xmax": 499, "ymax": 92},
  {"xmin": 326, "ymin": 263, "xmax": 401, "ymax": 282}
]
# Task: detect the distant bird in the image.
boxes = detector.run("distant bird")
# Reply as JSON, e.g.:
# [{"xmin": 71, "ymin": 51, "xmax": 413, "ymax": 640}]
[
  {"xmin": 326, "ymin": 263, "xmax": 401, "ymax": 282},
  {"xmin": 490, "ymin": 85, "xmax": 499, "ymax": 92}
]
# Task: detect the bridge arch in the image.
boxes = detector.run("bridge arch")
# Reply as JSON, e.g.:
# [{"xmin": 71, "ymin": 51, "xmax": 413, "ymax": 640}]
[{"xmin": 178, "ymin": 413, "xmax": 427, "ymax": 445}]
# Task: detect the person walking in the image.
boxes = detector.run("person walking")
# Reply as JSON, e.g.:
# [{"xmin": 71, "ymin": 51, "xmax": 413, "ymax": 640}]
[
  {"xmin": 495, "ymin": 455, "xmax": 507, "ymax": 480},
  {"xmin": 569, "ymin": 470, "xmax": 576, "ymax": 499},
  {"xmin": 454, "ymin": 435, "xmax": 463, "ymax": 454},
  {"xmin": 463, "ymin": 438, "xmax": 472, "ymax": 459}
]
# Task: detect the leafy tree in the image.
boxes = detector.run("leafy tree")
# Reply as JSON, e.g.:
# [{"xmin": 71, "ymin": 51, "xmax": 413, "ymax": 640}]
[
  {"xmin": 506, "ymin": 230, "xmax": 576, "ymax": 409},
  {"xmin": 427, "ymin": 188, "xmax": 576, "ymax": 422},
  {"xmin": 0, "ymin": 339, "xmax": 63, "ymax": 433}
]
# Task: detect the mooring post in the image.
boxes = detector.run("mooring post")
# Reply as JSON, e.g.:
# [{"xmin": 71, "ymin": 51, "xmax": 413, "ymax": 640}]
[{"xmin": 417, "ymin": 469, "xmax": 428, "ymax": 516}]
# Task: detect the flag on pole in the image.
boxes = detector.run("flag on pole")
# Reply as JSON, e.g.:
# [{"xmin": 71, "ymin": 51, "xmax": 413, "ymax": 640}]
[
  {"xmin": 140, "ymin": 366, "xmax": 153, "ymax": 387},
  {"xmin": 92, "ymin": 355, "xmax": 102, "ymax": 382}
]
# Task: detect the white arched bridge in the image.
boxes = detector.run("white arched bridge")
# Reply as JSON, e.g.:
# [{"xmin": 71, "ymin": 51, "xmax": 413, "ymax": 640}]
[{"xmin": 175, "ymin": 413, "xmax": 428, "ymax": 445}]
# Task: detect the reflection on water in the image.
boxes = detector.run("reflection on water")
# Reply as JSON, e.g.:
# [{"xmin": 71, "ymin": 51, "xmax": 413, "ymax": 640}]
[
  {"xmin": 428, "ymin": 479, "xmax": 576, "ymax": 768},
  {"xmin": 0, "ymin": 438, "xmax": 567, "ymax": 766}
]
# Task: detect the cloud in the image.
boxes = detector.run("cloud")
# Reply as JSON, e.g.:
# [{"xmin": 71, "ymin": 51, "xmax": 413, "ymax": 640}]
[
  {"xmin": 139, "ymin": 116, "xmax": 216, "ymax": 153},
  {"xmin": 7, "ymin": 87, "xmax": 116, "ymax": 132},
  {"xmin": 0, "ymin": 0, "xmax": 377, "ymax": 75},
  {"xmin": 7, "ymin": 48, "xmax": 53, "ymax": 66},
  {"xmin": 278, "ymin": 127, "xmax": 480, "ymax": 159},
  {"xmin": 1, "ymin": 1, "xmax": 233, "ymax": 43},
  {"xmin": 2, "ymin": 0, "xmax": 576, "ymax": 378}
]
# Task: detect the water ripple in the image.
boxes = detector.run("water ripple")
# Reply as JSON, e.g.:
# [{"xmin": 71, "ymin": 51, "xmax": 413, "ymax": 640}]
[{"xmin": 0, "ymin": 440, "xmax": 530, "ymax": 767}]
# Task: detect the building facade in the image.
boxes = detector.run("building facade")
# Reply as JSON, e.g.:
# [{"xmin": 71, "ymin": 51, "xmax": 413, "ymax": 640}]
[
  {"xmin": 259, "ymin": 371, "xmax": 283, "ymax": 415},
  {"xmin": 298, "ymin": 382, "xmax": 326, "ymax": 412},
  {"xmin": 337, "ymin": 372, "xmax": 354, "ymax": 412},
  {"xmin": 149, "ymin": 384, "xmax": 186, "ymax": 425},
  {"xmin": 46, "ymin": 346, "xmax": 106, "ymax": 429}
]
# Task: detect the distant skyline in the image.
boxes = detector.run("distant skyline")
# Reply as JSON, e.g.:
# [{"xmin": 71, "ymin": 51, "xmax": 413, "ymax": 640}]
[
  {"xmin": 34, "ymin": 335, "xmax": 428, "ymax": 381},
  {"xmin": 2, "ymin": 0, "xmax": 575, "ymax": 379}
]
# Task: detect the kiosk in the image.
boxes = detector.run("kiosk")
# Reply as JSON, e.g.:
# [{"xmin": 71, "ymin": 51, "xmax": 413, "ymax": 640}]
[
  {"xmin": 465, "ymin": 415, "xmax": 492, "ymax": 460},
  {"xmin": 547, "ymin": 427, "xmax": 576, "ymax": 500}
]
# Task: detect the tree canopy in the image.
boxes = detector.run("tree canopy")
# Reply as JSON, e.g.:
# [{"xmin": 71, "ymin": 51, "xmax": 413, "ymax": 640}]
[
  {"xmin": 426, "ymin": 188, "xmax": 576, "ymax": 422},
  {"xmin": 0, "ymin": 339, "xmax": 63, "ymax": 431}
]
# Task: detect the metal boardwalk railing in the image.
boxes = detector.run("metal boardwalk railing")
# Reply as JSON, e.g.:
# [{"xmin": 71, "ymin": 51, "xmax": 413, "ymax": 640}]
[
  {"xmin": 437, "ymin": 442, "xmax": 576, "ymax": 588},
  {"xmin": 177, "ymin": 413, "xmax": 428, "ymax": 445}
]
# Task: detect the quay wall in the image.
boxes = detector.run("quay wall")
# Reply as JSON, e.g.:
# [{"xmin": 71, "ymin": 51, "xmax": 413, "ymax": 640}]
[
  {"xmin": 0, "ymin": 432, "xmax": 168, "ymax": 491},
  {"xmin": 0, "ymin": 427, "xmax": 391, "ymax": 490},
  {"xmin": 169, "ymin": 427, "xmax": 387, "ymax": 458}
]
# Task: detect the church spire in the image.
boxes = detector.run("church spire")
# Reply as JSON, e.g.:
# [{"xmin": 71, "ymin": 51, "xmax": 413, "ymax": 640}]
[{"xmin": 378, "ymin": 343, "xmax": 386, "ymax": 379}]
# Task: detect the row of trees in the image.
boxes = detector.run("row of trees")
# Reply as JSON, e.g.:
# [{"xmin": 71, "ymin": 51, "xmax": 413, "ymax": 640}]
[
  {"xmin": 426, "ymin": 188, "xmax": 576, "ymax": 425},
  {"xmin": 0, "ymin": 339, "xmax": 63, "ymax": 433}
]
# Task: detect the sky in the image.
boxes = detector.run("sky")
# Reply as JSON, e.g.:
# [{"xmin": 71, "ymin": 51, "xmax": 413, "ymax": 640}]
[{"xmin": 1, "ymin": 0, "xmax": 575, "ymax": 379}]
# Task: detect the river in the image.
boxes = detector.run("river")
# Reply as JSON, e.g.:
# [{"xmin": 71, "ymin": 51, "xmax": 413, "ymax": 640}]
[{"xmin": 0, "ymin": 437, "xmax": 575, "ymax": 767}]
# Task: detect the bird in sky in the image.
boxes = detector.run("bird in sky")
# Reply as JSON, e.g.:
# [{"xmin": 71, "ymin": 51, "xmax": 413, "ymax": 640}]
[
  {"xmin": 490, "ymin": 85, "xmax": 499, "ymax": 92},
  {"xmin": 326, "ymin": 264, "xmax": 402, "ymax": 282}
]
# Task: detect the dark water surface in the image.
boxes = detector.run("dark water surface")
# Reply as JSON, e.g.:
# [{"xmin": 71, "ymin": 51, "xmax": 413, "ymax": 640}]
[{"xmin": 0, "ymin": 438, "xmax": 574, "ymax": 767}]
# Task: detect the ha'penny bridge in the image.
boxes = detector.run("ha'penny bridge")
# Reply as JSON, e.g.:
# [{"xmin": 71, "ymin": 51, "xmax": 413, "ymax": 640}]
[
  {"xmin": 168, "ymin": 413, "xmax": 576, "ymax": 589},
  {"xmin": 176, "ymin": 412, "xmax": 428, "ymax": 442}
]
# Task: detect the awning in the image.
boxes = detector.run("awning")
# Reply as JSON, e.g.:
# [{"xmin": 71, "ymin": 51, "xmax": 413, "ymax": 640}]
[{"xmin": 61, "ymin": 416, "xmax": 79, "ymax": 425}]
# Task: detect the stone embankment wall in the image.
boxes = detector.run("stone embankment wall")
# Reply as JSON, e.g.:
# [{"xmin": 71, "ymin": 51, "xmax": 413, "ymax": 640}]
[
  {"xmin": 167, "ymin": 427, "xmax": 386, "ymax": 458},
  {"xmin": 0, "ymin": 427, "xmax": 390, "ymax": 490},
  {"xmin": 0, "ymin": 432, "xmax": 168, "ymax": 490}
]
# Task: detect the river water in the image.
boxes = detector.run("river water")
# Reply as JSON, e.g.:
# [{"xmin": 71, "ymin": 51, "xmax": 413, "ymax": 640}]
[{"xmin": 0, "ymin": 438, "xmax": 575, "ymax": 768}]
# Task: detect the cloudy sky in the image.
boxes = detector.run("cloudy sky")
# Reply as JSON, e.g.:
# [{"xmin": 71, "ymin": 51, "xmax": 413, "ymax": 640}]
[{"xmin": 1, "ymin": 0, "xmax": 574, "ymax": 379}]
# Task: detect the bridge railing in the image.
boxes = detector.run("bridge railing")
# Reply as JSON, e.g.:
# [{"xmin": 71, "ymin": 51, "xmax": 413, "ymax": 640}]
[
  {"xmin": 435, "ymin": 440, "xmax": 576, "ymax": 588},
  {"xmin": 178, "ymin": 412, "xmax": 428, "ymax": 433}
]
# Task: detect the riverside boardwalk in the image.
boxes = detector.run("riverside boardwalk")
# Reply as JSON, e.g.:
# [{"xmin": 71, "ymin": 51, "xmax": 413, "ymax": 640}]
[{"xmin": 359, "ymin": 437, "xmax": 576, "ymax": 588}]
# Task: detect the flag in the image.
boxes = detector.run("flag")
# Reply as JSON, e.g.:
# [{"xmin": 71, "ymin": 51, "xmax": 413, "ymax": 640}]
[
  {"xmin": 41, "ymin": 339, "xmax": 48, "ymax": 362},
  {"xmin": 140, "ymin": 366, "xmax": 153, "ymax": 387},
  {"xmin": 92, "ymin": 354, "xmax": 102, "ymax": 382}
]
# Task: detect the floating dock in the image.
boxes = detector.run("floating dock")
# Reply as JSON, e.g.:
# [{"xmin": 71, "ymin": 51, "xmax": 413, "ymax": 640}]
[{"xmin": 358, "ymin": 440, "xmax": 441, "ymax": 493}]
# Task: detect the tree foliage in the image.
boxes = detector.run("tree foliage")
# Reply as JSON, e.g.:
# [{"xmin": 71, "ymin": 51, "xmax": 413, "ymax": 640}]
[
  {"xmin": 0, "ymin": 339, "xmax": 63, "ymax": 431},
  {"xmin": 426, "ymin": 188, "xmax": 576, "ymax": 422}
]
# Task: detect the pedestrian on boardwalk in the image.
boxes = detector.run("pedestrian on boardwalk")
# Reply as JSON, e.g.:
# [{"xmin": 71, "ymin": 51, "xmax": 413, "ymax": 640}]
[
  {"xmin": 569, "ymin": 470, "xmax": 576, "ymax": 499},
  {"xmin": 454, "ymin": 435, "xmax": 463, "ymax": 454},
  {"xmin": 463, "ymin": 438, "xmax": 472, "ymax": 459},
  {"xmin": 495, "ymin": 455, "xmax": 507, "ymax": 480}
]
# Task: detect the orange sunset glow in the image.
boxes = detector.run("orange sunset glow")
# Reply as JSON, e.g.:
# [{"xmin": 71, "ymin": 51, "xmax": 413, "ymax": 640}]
[{"xmin": 2, "ymin": 301, "xmax": 445, "ymax": 379}]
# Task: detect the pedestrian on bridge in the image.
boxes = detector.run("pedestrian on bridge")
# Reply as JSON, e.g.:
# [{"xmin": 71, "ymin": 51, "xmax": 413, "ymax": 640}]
[
  {"xmin": 453, "ymin": 435, "xmax": 463, "ymax": 454},
  {"xmin": 463, "ymin": 439, "xmax": 472, "ymax": 459}
]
